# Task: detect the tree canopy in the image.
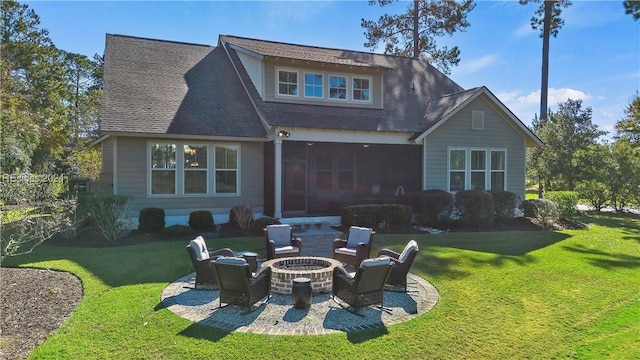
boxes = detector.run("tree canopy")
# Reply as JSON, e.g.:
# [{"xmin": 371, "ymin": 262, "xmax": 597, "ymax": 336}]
[
  {"xmin": 361, "ymin": 0, "xmax": 475, "ymax": 74},
  {"xmin": 614, "ymin": 92, "xmax": 640, "ymax": 147}
]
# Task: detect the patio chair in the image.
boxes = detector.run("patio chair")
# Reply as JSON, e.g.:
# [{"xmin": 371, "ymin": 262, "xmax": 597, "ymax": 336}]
[
  {"xmin": 213, "ymin": 256, "xmax": 272, "ymax": 313},
  {"xmin": 264, "ymin": 224, "xmax": 302, "ymax": 259},
  {"xmin": 332, "ymin": 226, "xmax": 375, "ymax": 267},
  {"xmin": 332, "ymin": 256, "xmax": 394, "ymax": 316},
  {"xmin": 186, "ymin": 236, "xmax": 234, "ymax": 289},
  {"xmin": 377, "ymin": 240, "xmax": 419, "ymax": 292}
]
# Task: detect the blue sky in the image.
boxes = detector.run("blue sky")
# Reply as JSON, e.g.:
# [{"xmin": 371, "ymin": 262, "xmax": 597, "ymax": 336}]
[{"xmin": 26, "ymin": 1, "xmax": 639, "ymax": 138}]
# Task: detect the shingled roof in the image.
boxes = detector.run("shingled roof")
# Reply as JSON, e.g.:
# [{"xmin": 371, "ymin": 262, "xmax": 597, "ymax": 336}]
[
  {"xmin": 220, "ymin": 35, "xmax": 465, "ymax": 134},
  {"xmin": 101, "ymin": 34, "xmax": 267, "ymax": 138}
]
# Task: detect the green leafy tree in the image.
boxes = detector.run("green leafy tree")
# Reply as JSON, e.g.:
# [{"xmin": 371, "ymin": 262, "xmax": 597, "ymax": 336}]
[
  {"xmin": 519, "ymin": 0, "xmax": 572, "ymax": 122},
  {"xmin": 575, "ymin": 144, "xmax": 612, "ymax": 211},
  {"xmin": 361, "ymin": 0, "xmax": 475, "ymax": 74},
  {"xmin": 529, "ymin": 99, "xmax": 606, "ymax": 191},
  {"xmin": 607, "ymin": 141, "xmax": 640, "ymax": 211},
  {"xmin": 614, "ymin": 92, "xmax": 640, "ymax": 147},
  {"xmin": 624, "ymin": 0, "xmax": 640, "ymax": 20}
]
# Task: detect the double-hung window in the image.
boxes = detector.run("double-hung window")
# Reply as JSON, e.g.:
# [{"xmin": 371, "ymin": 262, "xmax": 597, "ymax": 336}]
[
  {"xmin": 352, "ymin": 77, "xmax": 370, "ymax": 102},
  {"xmin": 214, "ymin": 145, "xmax": 238, "ymax": 194},
  {"xmin": 329, "ymin": 75, "xmax": 347, "ymax": 100},
  {"xmin": 149, "ymin": 142, "xmax": 239, "ymax": 196},
  {"xmin": 304, "ymin": 73, "xmax": 323, "ymax": 98},
  {"xmin": 278, "ymin": 70, "xmax": 298, "ymax": 96},
  {"xmin": 183, "ymin": 145, "xmax": 207, "ymax": 194},
  {"xmin": 448, "ymin": 148, "xmax": 506, "ymax": 192}
]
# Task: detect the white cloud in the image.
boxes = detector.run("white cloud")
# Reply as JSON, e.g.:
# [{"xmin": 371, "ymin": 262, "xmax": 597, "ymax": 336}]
[
  {"xmin": 456, "ymin": 54, "xmax": 499, "ymax": 74},
  {"xmin": 513, "ymin": 21, "xmax": 535, "ymax": 38},
  {"xmin": 496, "ymin": 88, "xmax": 592, "ymax": 124}
]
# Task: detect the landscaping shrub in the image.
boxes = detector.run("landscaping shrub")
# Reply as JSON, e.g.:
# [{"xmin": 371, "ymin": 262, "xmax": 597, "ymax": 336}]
[
  {"xmin": 250, "ymin": 216, "xmax": 281, "ymax": 235},
  {"xmin": 522, "ymin": 198, "xmax": 559, "ymax": 228},
  {"xmin": 188, "ymin": 210, "xmax": 214, "ymax": 230},
  {"xmin": 415, "ymin": 189, "xmax": 454, "ymax": 226},
  {"xmin": 576, "ymin": 180, "xmax": 609, "ymax": 211},
  {"xmin": 491, "ymin": 190, "xmax": 520, "ymax": 221},
  {"xmin": 84, "ymin": 194, "xmax": 133, "ymax": 241},
  {"xmin": 340, "ymin": 204, "xmax": 412, "ymax": 228},
  {"xmin": 546, "ymin": 191, "xmax": 579, "ymax": 219},
  {"xmin": 455, "ymin": 190, "xmax": 495, "ymax": 228},
  {"xmin": 229, "ymin": 204, "xmax": 253, "ymax": 231},
  {"xmin": 138, "ymin": 208, "xmax": 165, "ymax": 233},
  {"xmin": 158, "ymin": 224, "xmax": 195, "ymax": 239}
]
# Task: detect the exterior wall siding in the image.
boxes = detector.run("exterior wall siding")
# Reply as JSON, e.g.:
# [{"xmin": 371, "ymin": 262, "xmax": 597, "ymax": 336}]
[
  {"xmin": 424, "ymin": 96, "xmax": 527, "ymax": 200},
  {"xmin": 114, "ymin": 137, "xmax": 264, "ymax": 221},
  {"xmin": 263, "ymin": 61, "xmax": 383, "ymax": 108},
  {"xmin": 237, "ymin": 51, "xmax": 264, "ymax": 98}
]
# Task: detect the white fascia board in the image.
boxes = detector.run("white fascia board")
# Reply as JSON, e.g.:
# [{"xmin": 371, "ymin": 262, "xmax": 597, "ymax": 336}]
[
  {"xmin": 226, "ymin": 43, "xmax": 264, "ymax": 61},
  {"xmin": 271, "ymin": 127, "xmax": 417, "ymax": 145},
  {"xmin": 90, "ymin": 134, "xmax": 110, "ymax": 147},
  {"xmin": 100, "ymin": 131, "xmax": 267, "ymax": 142}
]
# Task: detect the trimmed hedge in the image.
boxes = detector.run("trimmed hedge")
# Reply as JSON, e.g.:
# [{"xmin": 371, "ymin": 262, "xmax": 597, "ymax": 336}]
[
  {"xmin": 546, "ymin": 191, "xmax": 579, "ymax": 219},
  {"xmin": 415, "ymin": 189, "xmax": 454, "ymax": 226},
  {"xmin": 340, "ymin": 204, "xmax": 412, "ymax": 228},
  {"xmin": 188, "ymin": 210, "xmax": 215, "ymax": 230},
  {"xmin": 138, "ymin": 207, "xmax": 165, "ymax": 233},
  {"xmin": 251, "ymin": 216, "xmax": 281, "ymax": 235},
  {"xmin": 455, "ymin": 190, "xmax": 495, "ymax": 228},
  {"xmin": 491, "ymin": 190, "xmax": 520, "ymax": 220},
  {"xmin": 522, "ymin": 198, "xmax": 559, "ymax": 227}
]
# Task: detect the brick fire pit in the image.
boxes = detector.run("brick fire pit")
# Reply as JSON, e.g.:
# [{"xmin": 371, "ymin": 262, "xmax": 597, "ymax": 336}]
[{"xmin": 261, "ymin": 256, "xmax": 343, "ymax": 295}]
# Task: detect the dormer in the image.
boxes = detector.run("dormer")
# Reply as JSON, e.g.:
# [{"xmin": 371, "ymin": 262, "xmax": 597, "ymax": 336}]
[{"xmin": 220, "ymin": 35, "xmax": 391, "ymax": 109}]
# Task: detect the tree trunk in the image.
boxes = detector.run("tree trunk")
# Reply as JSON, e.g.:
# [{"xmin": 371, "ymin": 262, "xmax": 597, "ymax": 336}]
[
  {"xmin": 413, "ymin": 0, "xmax": 419, "ymax": 58},
  {"xmin": 540, "ymin": 1, "xmax": 552, "ymax": 122}
]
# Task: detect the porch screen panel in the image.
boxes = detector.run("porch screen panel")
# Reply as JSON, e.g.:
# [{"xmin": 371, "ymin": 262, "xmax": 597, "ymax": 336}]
[
  {"xmin": 315, "ymin": 150, "xmax": 332, "ymax": 189},
  {"xmin": 151, "ymin": 143, "xmax": 176, "ymax": 194},
  {"xmin": 215, "ymin": 145, "xmax": 238, "ymax": 194},
  {"xmin": 338, "ymin": 154, "xmax": 354, "ymax": 190},
  {"xmin": 449, "ymin": 149, "xmax": 465, "ymax": 192}
]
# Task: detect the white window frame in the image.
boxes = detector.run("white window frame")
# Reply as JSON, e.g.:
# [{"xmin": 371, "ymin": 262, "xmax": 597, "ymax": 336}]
[
  {"xmin": 183, "ymin": 144, "xmax": 208, "ymax": 195},
  {"xmin": 447, "ymin": 147, "xmax": 507, "ymax": 192},
  {"xmin": 328, "ymin": 74, "xmax": 348, "ymax": 101},
  {"xmin": 213, "ymin": 144, "xmax": 240, "ymax": 195},
  {"xmin": 276, "ymin": 68, "xmax": 299, "ymax": 97},
  {"xmin": 303, "ymin": 72, "xmax": 323, "ymax": 99},
  {"xmin": 352, "ymin": 76, "xmax": 372, "ymax": 103},
  {"xmin": 472, "ymin": 110, "xmax": 485, "ymax": 130},
  {"xmin": 147, "ymin": 141, "xmax": 241, "ymax": 197}
]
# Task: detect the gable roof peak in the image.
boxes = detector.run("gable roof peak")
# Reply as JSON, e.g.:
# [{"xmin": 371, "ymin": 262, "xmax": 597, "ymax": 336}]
[{"xmin": 107, "ymin": 33, "xmax": 214, "ymax": 49}]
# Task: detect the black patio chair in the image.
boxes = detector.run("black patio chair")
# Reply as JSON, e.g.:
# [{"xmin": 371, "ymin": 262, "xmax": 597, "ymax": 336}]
[
  {"xmin": 332, "ymin": 226, "xmax": 375, "ymax": 267},
  {"xmin": 377, "ymin": 240, "xmax": 419, "ymax": 292},
  {"xmin": 332, "ymin": 256, "xmax": 393, "ymax": 316},
  {"xmin": 264, "ymin": 224, "xmax": 302, "ymax": 259},
  {"xmin": 186, "ymin": 236, "xmax": 234, "ymax": 289},
  {"xmin": 213, "ymin": 256, "xmax": 272, "ymax": 313}
]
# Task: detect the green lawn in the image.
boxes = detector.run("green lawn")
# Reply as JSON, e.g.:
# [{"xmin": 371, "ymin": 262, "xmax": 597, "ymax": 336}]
[{"xmin": 4, "ymin": 212, "xmax": 639, "ymax": 359}]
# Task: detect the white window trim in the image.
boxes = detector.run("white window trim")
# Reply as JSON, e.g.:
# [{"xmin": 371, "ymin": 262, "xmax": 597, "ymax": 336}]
[
  {"xmin": 276, "ymin": 68, "xmax": 299, "ymax": 98},
  {"xmin": 147, "ymin": 141, "xmax": 241, "ymax": 197},
  {"xmin": 472, "ymin": 110, "xmax": 485, "ymax": 130},
  {"xmin": 183, "ymin": 144, "xmax": 209, "ymax": 195},
  {"xmin": 352, "ymin": 76, "xmax": 372, "ymax": 103},
  {"xmin": 447, "ymin": 147, "xmax": 507, "ymax": 192},
  {"xmin": 213, "ymin": 144, "xmax": 241, "ymax": 196},
  {"xmin": 303, "ymin": 72, "xmax": 324, "ymax": 99},
  {"xmin": 328, "ymin": 74, "xmax": 349, "ymax": 101}
]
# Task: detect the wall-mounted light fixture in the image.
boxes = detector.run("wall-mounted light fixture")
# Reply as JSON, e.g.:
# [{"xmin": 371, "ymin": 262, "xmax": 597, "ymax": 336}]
[
  {"xmin": 363, "ymin": 144, "xmax": 370, "ymax": 148},
  {"xmin": 307, "ymin": 142, "xmax": 314, "ymax": 146},
  {"xmin": 278, "ymin": 130, "xmax": 290, "ymax": 138}
]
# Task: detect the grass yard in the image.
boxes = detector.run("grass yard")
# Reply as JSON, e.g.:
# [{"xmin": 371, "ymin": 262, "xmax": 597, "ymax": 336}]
[{"xmin": 3, "ymin": 212, "xmax": 639, "ymax": 359}]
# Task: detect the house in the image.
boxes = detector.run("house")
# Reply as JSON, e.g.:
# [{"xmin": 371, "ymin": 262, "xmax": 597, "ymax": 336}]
[{"xmin": 97, "ymin": 34, "xmax": 542, "ymax": 225}]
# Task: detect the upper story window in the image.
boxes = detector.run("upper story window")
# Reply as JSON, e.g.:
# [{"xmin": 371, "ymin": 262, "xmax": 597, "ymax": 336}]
[
  {"xmin": 278, "ymin": 70, "xmax": 298, "ymax": 96},
  {"xmin": 304, "ymin": 73, "xmax": 323, "ymax": 98},
  {"xmin": 352, "ymin": 77, "xmax": 371, "ymax": 102},
  {"xmin": 329, "ymin": 75, "xmax": 347, "ymax": 100}
]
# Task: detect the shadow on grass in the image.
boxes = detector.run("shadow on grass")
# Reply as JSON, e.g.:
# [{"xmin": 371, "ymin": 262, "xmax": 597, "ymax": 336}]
[
  {"xmin": 585, "ymin": 211, "xmax": 640, "ymax": 243},
  {"xmin": 562, "ymin": 244, "xmax": 640, "ymax": 270},
  {"xmin": 178, "ymin": 322, "xmax": 230, "ymax": 342},
  {"xmin": 345, "ymin": 326, "xmax": 389, "ymax": 344}
]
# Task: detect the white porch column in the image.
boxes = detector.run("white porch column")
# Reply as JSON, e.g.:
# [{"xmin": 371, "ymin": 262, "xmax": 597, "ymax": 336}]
[{"xmin": 274, "ymin": 138, "xmax": 283, "ymax": 219}]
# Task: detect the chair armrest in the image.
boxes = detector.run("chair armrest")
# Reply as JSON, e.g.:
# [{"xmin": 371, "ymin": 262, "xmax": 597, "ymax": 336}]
[
  {"xmin": 377, "ymin": 248, "xmax": 400, "ymax": 260},
  {"xmin": 333, "ymin": 266, "xmax": 354, "ymax": 282},
  {"xmin": 291, "ymin": 237, "xmax": 303, "ymax": 249},
  {"xmin": 332, "ymin": 239, "xmax": 347, "ymax": 251},
  {"xmin": 209, "ymin": 248, "xmax": 235, "ymax": 258}
]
